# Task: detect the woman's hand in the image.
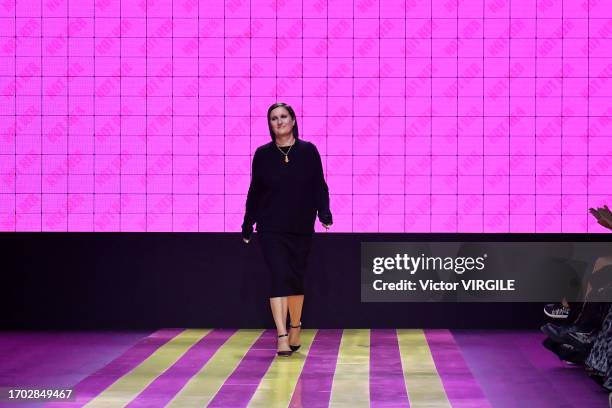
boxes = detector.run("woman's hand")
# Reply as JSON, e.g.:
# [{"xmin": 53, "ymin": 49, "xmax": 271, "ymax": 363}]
[
  {"xmin": 242, "ymin": 225, "xmax": 253, "ymax": 243},
  {"xmin": 590, "ymin": 205, "xmax": 612, "ymax": 230}
]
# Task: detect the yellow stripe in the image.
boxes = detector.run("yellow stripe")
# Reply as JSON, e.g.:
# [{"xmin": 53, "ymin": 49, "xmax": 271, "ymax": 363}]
[
  {"xmin": 329, "ymin": 329, "xmax": 370, "ymax": 407},
  {"xmin": 85, "ymin": 329, "xmax": 211, "ymax": 408},
  {"xmin": 167, "ymin": 329, "xmax": 262, "ymax": 408},
  {"xmin": 397, "ymin": 329, "xmax": 451, "ymax": 408},
  {"xmin": 248, "ymin": 329, "xmax": 317, "ymax": 407}
]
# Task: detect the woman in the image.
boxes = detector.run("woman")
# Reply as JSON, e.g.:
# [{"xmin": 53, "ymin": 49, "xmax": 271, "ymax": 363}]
[
  {"xmin": 544, "ymin": 205, "xmax": 612, "ymax": 318},
  {"xmin": 242, "ymin": 102, "xmax": 332, "ymax": 356}
]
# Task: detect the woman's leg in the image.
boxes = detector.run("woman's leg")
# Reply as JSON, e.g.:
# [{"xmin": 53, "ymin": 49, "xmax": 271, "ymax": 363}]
[
  {"xmin": 594, "ymin": 256, "xmax": 612, "ymax": 273},
  {"xmin": 570, "ymin": 257, "xmax": 612, "ymax": 329},
  {"xmin": 583, "ymin": 256, "xmax": 612, "ymax": 299},
  {"xmin": 270, "ymin": 296, "xmax": 291, "ymax": 352},
  {"xmin": 288, "ymin": 295, "xmax": 304, "ymax": 346}
]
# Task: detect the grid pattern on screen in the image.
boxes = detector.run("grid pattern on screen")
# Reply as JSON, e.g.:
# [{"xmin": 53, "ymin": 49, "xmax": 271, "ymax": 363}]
[{"xmin": 0, "ymin": 0, "xmax": 611, "ymax": 232}]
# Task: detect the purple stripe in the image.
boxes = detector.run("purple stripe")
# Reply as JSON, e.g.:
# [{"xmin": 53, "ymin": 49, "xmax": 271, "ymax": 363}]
[
  {"xmin": 0, "ymin": 331, "xmax": 148, "ymax": 408},
  {"xmin": 453, "ymin": 331, "xmax": 568, "ymax": 408},
  {"xmin": 425, "ymin": 329, "xmax": 490, "ymax": 408},
  {"xmin": 45, "ymin": 329, "xmax": 183, "ymax": 408},
  {"xmin": 0, "ymin": 331, "xmax": 148, "ymax": 389},
  {"xmin": 207, "ymin": 330, "xmax": 276, "ymax": 408},
  {"xmin": 370, "ymin": 329, "xmax": 410, "ymax": 407},
  {"xmin": 126, "ymin": 329, "xmax": 236, "ymax": 408},
  {"xmin": 458, "ymin": 331, "xmax": 606, "ymax": 408},
  {"xmin": 516, "ymin": 332, "xmax": 608, "ymax": 407},
  {"xmin": 289, "ymin": 329, "xmax": 343, "ymax": 408}
]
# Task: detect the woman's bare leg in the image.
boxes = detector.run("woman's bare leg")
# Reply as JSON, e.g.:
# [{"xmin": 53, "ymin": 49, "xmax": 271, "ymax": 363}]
[
  {"xmin": 584, "ymin": 256, "xmax": 612, "ymax": 298},
  {"xmin": 593, "ymin": 256, "xmax": 612, "ymax": 273},
  {"xmin": 270, "ymin": 297, "xmax": 291, "ymax": 352},
  {"xmin": 288, "ymin": 295, "xmax": 304, "ymax": 346}
]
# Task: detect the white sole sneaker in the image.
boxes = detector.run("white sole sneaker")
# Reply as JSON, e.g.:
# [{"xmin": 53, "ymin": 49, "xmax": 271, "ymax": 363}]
[{"xmin": 543, "ymin": 304, "xmax": 569, "ymax": 319}]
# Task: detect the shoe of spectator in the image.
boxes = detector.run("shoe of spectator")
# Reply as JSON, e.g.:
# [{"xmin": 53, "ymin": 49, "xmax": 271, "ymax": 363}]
[
  {"xmin": 542, "ymin": 323, "xmax": 594, "ymax": 350},
  {"xmin": 542, "ymin": 337, "xmax": 586, "ymax": 365},
  {"xmin": 541, "ymin": 323, "xmax": 567, "ymax": 339},
  {"xmin": 565, "ymin": 330, "xmax": 594, "ymax": 348},
  {"xmin": 544, "ymin": 303, "xmax": 570, "ymax": 319}
]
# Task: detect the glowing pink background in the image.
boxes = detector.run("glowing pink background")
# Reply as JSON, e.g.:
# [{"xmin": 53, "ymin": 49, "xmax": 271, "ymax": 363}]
[{"xmin": 0, "ymin": 0, "xmax": 611, "ymax": 232}]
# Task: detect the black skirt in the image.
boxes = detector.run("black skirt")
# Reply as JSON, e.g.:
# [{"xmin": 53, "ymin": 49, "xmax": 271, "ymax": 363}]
[{"xmin": 258, "ymin": 231, "xmax": 313, "ymax": 297}]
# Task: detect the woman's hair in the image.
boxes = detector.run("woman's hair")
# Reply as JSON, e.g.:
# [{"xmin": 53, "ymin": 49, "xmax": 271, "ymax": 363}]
[{"xmin": 267, "ymin": 102, "xmax": 299, "ymax": 141}]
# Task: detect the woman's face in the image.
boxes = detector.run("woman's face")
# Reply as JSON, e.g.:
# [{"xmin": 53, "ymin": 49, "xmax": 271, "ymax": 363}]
[{"xmin": 269, "ymin": 107, "xmax": 295, "ymax": 139}]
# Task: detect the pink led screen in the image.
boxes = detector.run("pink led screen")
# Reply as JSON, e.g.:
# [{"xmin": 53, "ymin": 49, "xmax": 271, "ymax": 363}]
[{"xmin": 0, "ymin": 0, "xmax": 611, "ymax": 233}]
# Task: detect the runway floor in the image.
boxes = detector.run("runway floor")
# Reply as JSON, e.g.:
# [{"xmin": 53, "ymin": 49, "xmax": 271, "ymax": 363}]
[{"xmin": 0, "ymin": 329, "xmax": 608, "ymax": 407}]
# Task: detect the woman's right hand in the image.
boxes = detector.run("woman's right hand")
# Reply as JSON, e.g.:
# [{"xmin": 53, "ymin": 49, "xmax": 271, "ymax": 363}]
[
  {"xmin": 242, "ymin": 224, "xmax": 253, "ymax": 242},
  {"xmin": 590, "ymin": 205, "xmax": 612, "ymax": 230}
]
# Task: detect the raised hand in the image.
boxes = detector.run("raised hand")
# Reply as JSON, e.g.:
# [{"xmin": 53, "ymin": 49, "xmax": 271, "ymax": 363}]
[{"xmin": 590, "ymin": 205, "xmax": 612, "ymax": 230}]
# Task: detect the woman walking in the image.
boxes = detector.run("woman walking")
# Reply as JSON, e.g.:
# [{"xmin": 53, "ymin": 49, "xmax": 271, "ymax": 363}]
[{"xmin": 242, "ymin": 102, "xmax": 332, "ymax": 356}]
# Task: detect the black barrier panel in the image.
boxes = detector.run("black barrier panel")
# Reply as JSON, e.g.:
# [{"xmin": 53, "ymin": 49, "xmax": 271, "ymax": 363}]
[
  {"xmin": 1, "ymin": 233, "xmax": 611, "ymax": 329},
  {"xmin": 362, "ymin": 242, "xmax": 612, "ymax": 302}
]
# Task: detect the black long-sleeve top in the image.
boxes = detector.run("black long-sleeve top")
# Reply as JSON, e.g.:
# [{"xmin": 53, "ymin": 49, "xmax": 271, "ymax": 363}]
[{"xmin": 242, "ymin": 139, "xmax": 332, "ymax": 238}]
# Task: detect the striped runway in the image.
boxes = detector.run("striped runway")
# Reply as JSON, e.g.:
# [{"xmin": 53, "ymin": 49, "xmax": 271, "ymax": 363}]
[{"xmin": 37, "ymin": 329, "xmax": 607, "ymax": 407}]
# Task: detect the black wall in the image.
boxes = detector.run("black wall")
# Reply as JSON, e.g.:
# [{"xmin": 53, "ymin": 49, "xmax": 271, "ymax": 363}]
[{"xmin": 2, "ymin": 233, "xmax": 609, "ymax": 330}]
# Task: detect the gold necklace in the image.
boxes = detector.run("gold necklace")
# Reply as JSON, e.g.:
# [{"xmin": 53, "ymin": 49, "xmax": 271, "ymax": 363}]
[{"xmin": 275, "ymin": 139, "xmax": 295, "ymax": 163}]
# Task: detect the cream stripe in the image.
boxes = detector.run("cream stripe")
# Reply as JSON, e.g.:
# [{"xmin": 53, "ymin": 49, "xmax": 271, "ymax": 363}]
[
  {"xmin": 329, "ymin": 329, "xmax": 370, "ymax": 408},
  {"xmin": 247, "ymin": 329, "xmax": 316, "ymax": 407},
  {"xmin": 166, "ymin": 329, "xmax": 262, "ymax": 408},
  {"xmin": 85, "ymin": 329, "xmax": 211, "ymax": 408},
  {"xmin": 397, "ymin": 329, "xmax": 451, "ymax": 408}
]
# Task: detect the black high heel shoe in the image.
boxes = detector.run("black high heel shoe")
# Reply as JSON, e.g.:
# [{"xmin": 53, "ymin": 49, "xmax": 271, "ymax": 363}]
[
  {"xmin": 277, "ymin": 333, "xmax": 293, "ymax": 357},
  {"xmin": 289, "ymin": 323, "xmax": 301, "ymax": 352}
]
